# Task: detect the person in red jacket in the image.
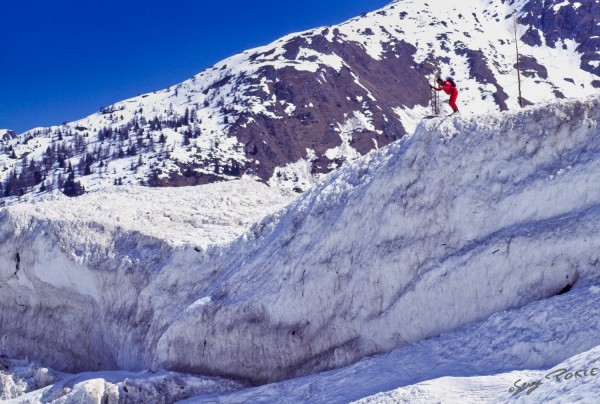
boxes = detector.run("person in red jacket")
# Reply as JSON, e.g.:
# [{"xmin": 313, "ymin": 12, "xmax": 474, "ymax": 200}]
[{"xmin": 431, "ymin": 77, "xmax": 459, "ymax": 114}]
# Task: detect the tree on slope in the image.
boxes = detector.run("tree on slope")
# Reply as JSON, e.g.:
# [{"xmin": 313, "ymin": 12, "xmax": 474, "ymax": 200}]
[{"xmin": 62, "ymin": 172, "xmax": 85, "ymax": 197}]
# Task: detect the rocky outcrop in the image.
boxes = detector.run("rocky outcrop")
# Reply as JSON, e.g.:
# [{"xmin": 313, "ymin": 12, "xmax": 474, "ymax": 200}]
[
  {"xmin": 0, "ymin": 129, "xmax": 16, "ymax": 142},
  {"xmin": 520, "ymin": 0, "xmax": 600, "ymax": 75}
]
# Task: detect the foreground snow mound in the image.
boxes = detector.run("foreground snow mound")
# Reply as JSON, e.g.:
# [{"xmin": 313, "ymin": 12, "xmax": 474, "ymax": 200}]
[
  {"xmin": 2, "ymin": 96, "xmax": 600, "ymax": 386},
  {"xmin": 184, "ymin": 285, "xmax": 600, "ymax": 403},
  {"xmin": 1, "ymin": 366, "xmax": 242, "ymax": 404},
  {"xmin": 356, "ymin": 345, "xmax": 600, "ymax": 404}
]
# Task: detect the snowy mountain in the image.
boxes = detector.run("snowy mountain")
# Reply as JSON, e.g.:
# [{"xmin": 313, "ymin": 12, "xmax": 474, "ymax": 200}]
[
  {"xmin": 0, "ymin": 130, "xmax": 17, "ymax": 142},
  {"xmin": 2, "ymin": 0, "xmax": 600, "ymax": 201},
  {"xmin": 3, "ymin": 0, "xmax": 600, "ymax": 402},
  {"xmin": 2, "ymin": 92, "xmax": 600, "ymax": 402}
]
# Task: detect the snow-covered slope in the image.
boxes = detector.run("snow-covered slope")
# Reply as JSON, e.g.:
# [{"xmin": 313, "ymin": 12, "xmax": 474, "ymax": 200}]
[
  {"xmin": 2, "ymin": 94, "xmax": 600, "ymax": 403},
  {"xmin": 4, "ymin": 178, "xmax": 295, "ymax": 249},
  {"xmin": 8, "ymin": 284, "xmax": 599, "ymax": 403},
  {"xmin": 2, "ymin": 0, "xmax": 599, "ymax": 199},
  {"xmin": 150, "ymin": 94, "xmax": 600, "ymax": 384},
  {"xmin": 180, "ymin": 284, "xmax": 600, "ymax": 403}
]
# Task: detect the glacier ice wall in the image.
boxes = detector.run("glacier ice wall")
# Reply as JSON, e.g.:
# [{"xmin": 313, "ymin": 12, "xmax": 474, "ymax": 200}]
[{"xmin": 2, "ymin": 96, "xmax": 600, "ymax": 384}]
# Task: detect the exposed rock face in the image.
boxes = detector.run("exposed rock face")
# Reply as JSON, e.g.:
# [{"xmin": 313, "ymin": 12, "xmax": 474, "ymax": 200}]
[
  {"xmin": 230, "ymin": 38, "xmax": 425, "ymax": 181},
  {"xmin": 519, "ymin": 0, "xmax": 600, "ymax": 75},
  {"xmin": 0, "ymin": 129, "xmax": 16, "ymax": 141}
]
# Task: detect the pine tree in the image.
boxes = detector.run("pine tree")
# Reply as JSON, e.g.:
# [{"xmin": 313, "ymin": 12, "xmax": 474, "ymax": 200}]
[
  {"xmin": 183, "ymin": 108, "xmax": 190, "ymax": 126},
  {"xmin": 3, "ymin": 171, "xmax": 16, "ymax": 197},
  {"xmin": 62, "ymin": 172, "xmax": 85, "ymax": 197}
]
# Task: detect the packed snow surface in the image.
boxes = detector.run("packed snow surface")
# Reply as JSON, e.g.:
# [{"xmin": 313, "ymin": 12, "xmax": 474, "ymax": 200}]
[
  {"xmin": 3, "ymin": 95, "xmax": 600, "ymax": 402},
  {"xmin": 6, "ymin": 178, "xmax": 296, "ymax": 249}
]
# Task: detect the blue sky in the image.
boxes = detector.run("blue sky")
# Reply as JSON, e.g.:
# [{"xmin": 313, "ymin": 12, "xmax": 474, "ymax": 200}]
[{"xmin": 0, "ymin": 0, "xmax": 391, "ymax": 133}]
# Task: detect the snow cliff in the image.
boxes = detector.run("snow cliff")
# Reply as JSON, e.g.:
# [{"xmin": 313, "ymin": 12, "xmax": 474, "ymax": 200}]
[{"xmin": 2, "ymin": 95, "xmax": 600, "ymax": 387}]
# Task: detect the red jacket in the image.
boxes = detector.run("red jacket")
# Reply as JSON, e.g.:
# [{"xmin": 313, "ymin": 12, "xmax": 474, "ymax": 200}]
[
  {"xmin": 436, "ymin": 81, "xmax": 458, "ymax": 97},
  {"xmin": 433, "ymin": 80, "xmax": 459, "ymax": 112}
]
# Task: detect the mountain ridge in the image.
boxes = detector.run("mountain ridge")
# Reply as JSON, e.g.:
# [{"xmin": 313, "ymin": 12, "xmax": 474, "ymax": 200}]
[{"xmin": 1, "ymin": 0, "xmax": 599, "ymax": 202}]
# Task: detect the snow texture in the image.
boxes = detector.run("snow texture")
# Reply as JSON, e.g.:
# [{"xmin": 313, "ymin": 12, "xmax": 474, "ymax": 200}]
[
  {"xmin": 181, "ymin": 284, "xmax": 600, "ymax": 403},
  {"xmin": 5, "ymin": 178, "xmax": 295, "ymax": 249},
  {"xmin": 2, "ymin": 93, "xmax": 600, "ymax": 404},
  {"xmin": 1, "ymin": 364, "xmax": 243, "ymax": 404}
]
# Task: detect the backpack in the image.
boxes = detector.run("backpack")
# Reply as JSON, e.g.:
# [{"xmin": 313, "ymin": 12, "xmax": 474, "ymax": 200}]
[{"xmin": 446, "ymin": 77, "xmax": 457, "ymax": 88}]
